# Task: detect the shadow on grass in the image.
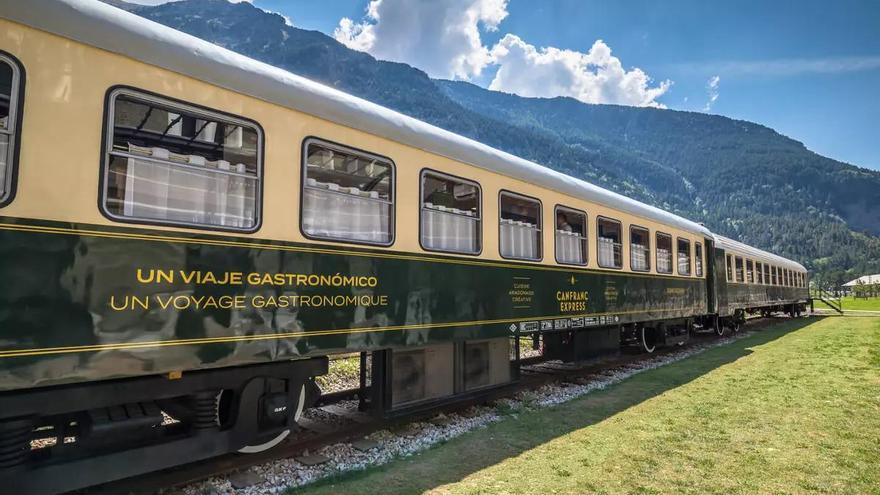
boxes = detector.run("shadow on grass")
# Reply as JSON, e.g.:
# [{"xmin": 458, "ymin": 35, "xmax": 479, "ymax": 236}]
[{"xmin": 295, "ymin": 317, "xmax": 822, "ymax": 494}]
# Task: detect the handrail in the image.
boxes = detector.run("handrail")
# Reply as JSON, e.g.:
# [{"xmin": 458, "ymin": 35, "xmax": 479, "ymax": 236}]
[{"xmin": 812, "ymin": 288, "xmax": 843, "ymax": 314}]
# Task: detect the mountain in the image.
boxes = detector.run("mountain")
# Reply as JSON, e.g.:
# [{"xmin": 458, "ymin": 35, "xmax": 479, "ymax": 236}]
[{"xmin": 104, "ymin": 0, "xmax": 880, "ymax": 286}]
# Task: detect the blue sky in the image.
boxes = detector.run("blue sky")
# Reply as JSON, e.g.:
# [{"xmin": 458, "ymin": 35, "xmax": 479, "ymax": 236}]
[{"xmin": 244, "ymin": 1, "xmax": 880, "ymax": 169}]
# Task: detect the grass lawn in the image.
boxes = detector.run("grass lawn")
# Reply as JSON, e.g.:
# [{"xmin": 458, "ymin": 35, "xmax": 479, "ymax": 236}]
[
  {"xmin": 814, "ymin": 296, "xmax": 880, "ymax": 312},
  {"xmin": 293, "ymin": 317, "xmax": 880, "ymax": 495}
]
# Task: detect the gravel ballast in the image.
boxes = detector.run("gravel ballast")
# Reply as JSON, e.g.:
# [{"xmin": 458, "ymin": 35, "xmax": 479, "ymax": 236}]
[{"xmin": 182, "ymin": 330, "xmax": 758, "ymax": 495}]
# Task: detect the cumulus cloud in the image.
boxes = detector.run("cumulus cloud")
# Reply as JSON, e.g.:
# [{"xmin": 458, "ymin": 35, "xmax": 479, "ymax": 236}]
[
  {"xmin": 334, "ymin": 0, "xmax": 508, "ymax": 79},
  {"xmin": 489, "ymin": 35, "xmax": 671, "ymax": 108},
  {"xmin": 703, "ymin": 75, "xmax": 720, "ymax": 112}
]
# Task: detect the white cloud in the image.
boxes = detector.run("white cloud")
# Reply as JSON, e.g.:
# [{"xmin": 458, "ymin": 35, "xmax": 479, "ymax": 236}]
[
  {"xmin": 703, "ymin": 75, "xmax": 720, "ymax": 112},
  {"xmin": 489, "ymin": 35, "xmax": 672, "ymax": 108},
  {"xmin": 675, "ymin": 55, "xmax": 880, "ymax": 78},
  {"xmin": 334, "ymin": 0, "xmax": 509, "ymax": 79}
]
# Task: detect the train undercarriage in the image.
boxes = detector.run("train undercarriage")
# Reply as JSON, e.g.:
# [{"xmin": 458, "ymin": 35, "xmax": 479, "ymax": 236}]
[{"xmin": 0, "ymin": 307, "xmax": 809, "ymax": 494}]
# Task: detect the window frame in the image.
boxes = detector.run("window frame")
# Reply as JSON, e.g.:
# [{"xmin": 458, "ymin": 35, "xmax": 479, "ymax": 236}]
[
  {"xmin": 726, "ymin": 253, "xmax": 733, "ymax": 282},
  {"xmin": 418, "ymin": 168, "xmax": 482, "ymax": 256},
  {"xmin": 656, "ymin": 231, "xmax": 674, "ymax": 275},
  {"xmin": 629, "ymin": 224, "xmax": 651, "ymax": 272},
  {"xmin": 498, "ymin": 189, "xmax": 543, "ymax": 262},
  {"xmin": 695, "ymin": 242, "xmax": 704, "ymax": 277},
  {"xmin": 0, "ymin": 51, "xmax": 25, "ymax": 208},
  {"xmin": 676, "ymin": 237, "xmax": 692, "ymax": 276},
  {"xmin": 735, "ymin": 256, "xmax": 745, "ymax": 283},
  {"xmin": 596, "ymin": 215, "xmax": 624, "ymax": 270},
  {"xmin": 100, "ymin": 86, "xmax": 265, "ymax": 233},
  {"xmin": 554, "ymin": 204, "xmax": 588, "ymax": 266},
  {"xmin": 299, "ymin": 136, "xmax": 396, "ymax": 247}
]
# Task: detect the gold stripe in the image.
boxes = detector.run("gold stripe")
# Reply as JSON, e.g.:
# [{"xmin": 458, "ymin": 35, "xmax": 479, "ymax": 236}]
[
  {"xmin": 0, "ymin": 221, "xmax": 704, "ymax": 281},
  {"xmin": 0, "ymin": 307, "xmax": 702, "ymax": 358}
]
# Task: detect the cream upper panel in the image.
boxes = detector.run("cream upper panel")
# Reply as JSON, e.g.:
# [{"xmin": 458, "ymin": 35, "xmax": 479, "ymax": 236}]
[{"xmin": 0, "ymin": 18, "xmax": 706, "ymax": 274}]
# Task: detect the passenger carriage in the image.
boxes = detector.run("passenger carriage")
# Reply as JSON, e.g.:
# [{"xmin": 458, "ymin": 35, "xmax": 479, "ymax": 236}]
[{"xmin": 0, "ymin": 1, "xmax": 809, "ymax": 492}]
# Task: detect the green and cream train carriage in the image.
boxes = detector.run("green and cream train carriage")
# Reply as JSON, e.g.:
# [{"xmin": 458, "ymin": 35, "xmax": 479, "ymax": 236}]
[{"xmin": 0, "ymin": 0, "xmax": 809, "ymax": 491}]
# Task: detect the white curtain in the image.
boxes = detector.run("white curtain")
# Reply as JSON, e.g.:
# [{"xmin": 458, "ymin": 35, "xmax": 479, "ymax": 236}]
[
  {"xmin": 631, "ymin": 243, "xmax": 649, "ymax": 271},
  {"xmin": 123, "ymin": 145, "xmax": 256, "ymax": 228},
  {"xmin": 598, "ymin": 236, "xmax": 620, "ymax": 267},
  {"xmin": 302, "ymin": 183, "xmax": 390, "ymax": 243},
  {"xmin": 422, "ymin": 205, "xmax": 479, "ymax": 253},
  {"xmin": 0, "ymin": 133, "xmax": 7, "ymax": 198},
  {"xmin": 556, "ymin": 230, "xmax": 584, "ymax": 264},
  {"xmin": 500, "ymin": 219, "xmax": 539, "ymax": 259},
  {"xmin": 657, "ymin": 248, "xmax": 672, "ymax": 273},
  {"xmin": 678, "ymin": 253, "xmax": 690, "ymax": 274}
]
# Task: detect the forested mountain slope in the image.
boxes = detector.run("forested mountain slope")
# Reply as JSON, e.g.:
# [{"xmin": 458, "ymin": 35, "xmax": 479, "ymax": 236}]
[{"xmin": 106, "ymin": 0, "xmax": 880, "ymax": 285}]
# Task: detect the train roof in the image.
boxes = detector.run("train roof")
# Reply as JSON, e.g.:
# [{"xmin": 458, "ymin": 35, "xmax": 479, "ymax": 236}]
[
  {"xmin": 713, "ymin": 235, "xmax": 806, "ymax": 272},
  {"xmin": 2, "ymin": 0, "xmax": 717, "ymax": 238}
]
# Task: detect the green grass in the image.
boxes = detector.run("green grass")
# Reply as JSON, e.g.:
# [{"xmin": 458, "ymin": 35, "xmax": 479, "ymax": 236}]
[
  {"xmin": 813, "ymin": 296, "xmax": 880, "ymax": 311},
  {"xmin": 292, "ymin": 318, "xmax": 880, "ymax": 495},
  {"xmin": 315, "ymin": 354, "xmax": 361, "ymax": 391}
]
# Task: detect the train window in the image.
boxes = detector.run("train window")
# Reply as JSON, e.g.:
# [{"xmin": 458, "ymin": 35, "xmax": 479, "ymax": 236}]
[
  {"xmin": 677, "ymin": 238, "xmax": 691, "ymax": 276},
  {"xmin": 302, "ymin": 139, "xmax": 394, "ymax": 245},
  {"xmin": 755, "ymin": 262, "xmax": 762, "ymax": 284},
  {"xmin": 764, "ymin": 264, "xmax": 771, "ymax": 285},
  {"xmin": 103, "ymin": 89, "xmax": 261, "ymax": 231},
  {"xmin": 420, "ymin": 170, "xmax": 480, "ymax": 254},
  {"xmin": 772, "ymin": 266, "xmax": 778, "ymax": 285},
  {"xmin": 597, "ymin": 217, "xmax": 622, "ymax": 269},
  {"xmin": 657, "ymin": 233, "xmax": 673, "ymax": 274},
  {"xmin": 695, "ymin": 242, "xmax": 704, "ymax": 277},
  {"xmin": 726, "ymin": 254, "xmax": 733, "ymax": 281},
  {"xmin": 746, "ymin": 259, "xmax": 754, "ymax": 283},
  {"xmin": 555, "ymin": 206, "xmax": 587, "ymax": 266},
  {"xmin": 0, "ymin": 54, "xmax": 22, "ymax": 206},
  {"xmin": 735, "ymin": 256, "xmax": 744, "ymax": 283},
  {"xmin": 630, "ymin": 226, "xmax": 650, "ymax": 272},
  {"xmin": 499, "ymin": 191, "xmax": 541, "ymax": 261}
]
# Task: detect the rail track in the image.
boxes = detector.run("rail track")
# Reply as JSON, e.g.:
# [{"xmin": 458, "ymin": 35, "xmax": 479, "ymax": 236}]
[{"xmin": 78, "ymin": 316, "xmax": 795, "ymax": 495}]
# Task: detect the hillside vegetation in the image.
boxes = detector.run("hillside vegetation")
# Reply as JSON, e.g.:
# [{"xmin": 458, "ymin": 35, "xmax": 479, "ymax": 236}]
[{"xmin": 109, "ymin": 0, "xmax": 880, "ymax": 285}]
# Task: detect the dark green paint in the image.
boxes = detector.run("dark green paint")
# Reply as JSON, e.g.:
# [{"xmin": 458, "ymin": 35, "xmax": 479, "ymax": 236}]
[{"xmin": 0, "ymin": 218, "xmax": 709, "ymax": 390}]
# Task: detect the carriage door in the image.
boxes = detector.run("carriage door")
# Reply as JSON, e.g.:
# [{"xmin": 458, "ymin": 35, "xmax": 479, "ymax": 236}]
[{"xmin": 704, "ymin": 238, "xmax": 717, "ymax": 313}]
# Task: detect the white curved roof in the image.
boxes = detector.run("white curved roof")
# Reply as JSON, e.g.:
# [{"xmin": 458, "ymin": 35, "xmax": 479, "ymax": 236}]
[
  {"xmin": 1, "ymin": 0, "xmax": 716, "ymax": 237},
  {"xmin": 713, "ymin": 235, "xmax": 806, "ymax": 272}
]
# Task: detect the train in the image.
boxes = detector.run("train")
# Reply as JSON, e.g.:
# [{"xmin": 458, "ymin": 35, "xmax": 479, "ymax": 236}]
[{"xmin": 0, "ymin": 0, "xmax": 810, "ymax": 492}]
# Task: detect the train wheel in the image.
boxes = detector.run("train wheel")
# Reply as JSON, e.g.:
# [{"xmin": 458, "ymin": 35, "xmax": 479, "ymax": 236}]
[
  {"xmin": 728, "ymin": 319, "xmax": 740, "ymax": 333},
  {"xmin": 715, "ymin": 318, "xmax": 725, "ymax": 337},
  {"xmin": 237, "ymin": 384, "xmax": 306, "ymax": 454},
  {"xmin": 640, "ymin": 326, "xmax": 657, "ymax": 353}
]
